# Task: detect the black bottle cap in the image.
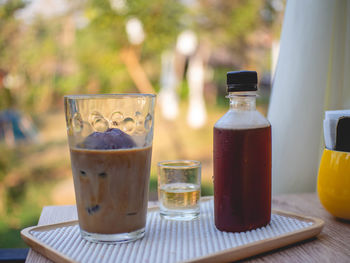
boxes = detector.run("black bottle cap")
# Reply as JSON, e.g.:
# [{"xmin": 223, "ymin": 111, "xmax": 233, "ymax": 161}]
[{"xmin": 227, "ymin": 70, "xmax": 258, "ymax": 92}]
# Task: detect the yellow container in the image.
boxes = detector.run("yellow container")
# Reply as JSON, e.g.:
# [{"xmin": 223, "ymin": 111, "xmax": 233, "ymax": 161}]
[{"xmin": 317, "ymin": 148, "xmax": 350, "ymax": 220}]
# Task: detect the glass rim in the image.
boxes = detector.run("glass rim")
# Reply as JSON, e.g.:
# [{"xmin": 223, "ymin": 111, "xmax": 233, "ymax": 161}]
[
  {"xmin": 157, "ymin": 160, "xmax": 201, "ymax": 169},
  {"xmin": 64, "ymin": 93, "xmax": 156, "ymax": 100}
]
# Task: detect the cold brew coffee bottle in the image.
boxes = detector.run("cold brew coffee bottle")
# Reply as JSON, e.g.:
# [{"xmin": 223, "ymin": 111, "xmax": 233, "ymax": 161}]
[{"xmin": 213, "ymin": 71, "xmax": 271, "ymax": 232}]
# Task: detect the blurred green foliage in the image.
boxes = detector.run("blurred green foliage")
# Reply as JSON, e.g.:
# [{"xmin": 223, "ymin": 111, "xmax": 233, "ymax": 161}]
[
  {"xmin": 0, "ymin": 0, "xmax": 186, "ymax": 112},
  {"xmin": 0, "ymin": 139, "xmax": 71, "ymax": 247},
  {"xmin": 0, "ymin": 0, "xmax": 279, "ymax": 112},
  {"xmin": 194, "ymin": 0, "xmax": 263, "ymax": 48}
]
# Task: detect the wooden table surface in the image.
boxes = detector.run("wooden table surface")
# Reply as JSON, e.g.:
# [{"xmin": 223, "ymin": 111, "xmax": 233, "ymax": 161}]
[{"xmin": 25, "ymin": 193, "xmax": 350, "ymax": 263}]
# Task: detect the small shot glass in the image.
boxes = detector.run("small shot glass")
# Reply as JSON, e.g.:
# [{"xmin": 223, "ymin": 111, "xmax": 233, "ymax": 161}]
[{"xmin": 157, "ymin": 160, "xmax": 201, "ymax": 221}]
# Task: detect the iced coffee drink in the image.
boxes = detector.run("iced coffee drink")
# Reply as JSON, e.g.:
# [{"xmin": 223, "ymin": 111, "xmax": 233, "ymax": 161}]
[
  {"xmin": 64, "ymin": 94, "xmax": 156, "ymax": 243},
  {"xmin": 70, "ymin": 128, "xmax": 152, "ymax": 235}
]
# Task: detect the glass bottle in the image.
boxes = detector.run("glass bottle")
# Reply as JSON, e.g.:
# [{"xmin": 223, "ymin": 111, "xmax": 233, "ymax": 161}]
[{"xmin": 213, "ymin": 71, "xmax": 271, "ymax": 232}]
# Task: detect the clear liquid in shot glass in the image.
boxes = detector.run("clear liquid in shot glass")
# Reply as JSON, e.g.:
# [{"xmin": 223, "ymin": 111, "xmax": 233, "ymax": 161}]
[{"xmin": 158, "ymin": 160, "xmax": 201, "ymax": 221}]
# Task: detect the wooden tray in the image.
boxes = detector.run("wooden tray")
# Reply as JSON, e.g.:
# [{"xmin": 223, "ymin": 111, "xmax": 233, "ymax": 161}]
[{"xmin": 21, "ymin": 197, "xmax": 324, "ymax": 263}]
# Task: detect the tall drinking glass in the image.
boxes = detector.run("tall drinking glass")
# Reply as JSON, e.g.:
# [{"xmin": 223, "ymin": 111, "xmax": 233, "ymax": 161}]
[{"xmin": 64, "ymin": 94, "xmax": 156, "ymax": 243}]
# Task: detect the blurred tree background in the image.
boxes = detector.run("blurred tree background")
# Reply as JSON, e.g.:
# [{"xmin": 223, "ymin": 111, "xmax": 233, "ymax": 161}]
[{"xmin": 0, "ymin": 0, "xmax": 283, "ymax": 247}]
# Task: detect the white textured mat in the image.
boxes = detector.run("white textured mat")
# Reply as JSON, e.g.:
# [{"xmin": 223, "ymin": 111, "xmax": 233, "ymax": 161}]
[{"xmin": 27, "ymin": 200, "xmax": 314, "ymax": 263}]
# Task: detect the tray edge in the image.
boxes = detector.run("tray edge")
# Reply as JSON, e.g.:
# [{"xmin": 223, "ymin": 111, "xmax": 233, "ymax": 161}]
[
  {"xmin": 21, "ymin": 226, "xmax": 77, "ymax": 263},
  {"xmin": 184, "ymin": 213, "xmax": 324, "ymax": 263},
  {"xmin": 21, "ymin": 197, "xmax": 324, "ymax": 263}
]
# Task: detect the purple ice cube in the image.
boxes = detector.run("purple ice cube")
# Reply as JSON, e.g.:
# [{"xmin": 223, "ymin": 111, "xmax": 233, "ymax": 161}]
[{"xmin": 81, "ymin": 128, "xmax": 136, "ymax": 150}]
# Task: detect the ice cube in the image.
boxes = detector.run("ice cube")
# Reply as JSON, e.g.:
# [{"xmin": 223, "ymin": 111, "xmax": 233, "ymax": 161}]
[{"xmin": 80, "ymin": 128, "xmax": 136, "ymax": 150}]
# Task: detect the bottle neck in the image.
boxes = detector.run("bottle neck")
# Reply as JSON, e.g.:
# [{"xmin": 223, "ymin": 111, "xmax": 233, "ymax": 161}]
[{"xmin": 227, "ymin": 91, "xmax": 256, "ymax": 111}]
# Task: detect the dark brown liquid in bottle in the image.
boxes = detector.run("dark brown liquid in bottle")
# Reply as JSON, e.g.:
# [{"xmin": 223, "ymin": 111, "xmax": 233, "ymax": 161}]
[{"xmin": 213, "ymin": 126, "xmax": 271, "ymax": 232}]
